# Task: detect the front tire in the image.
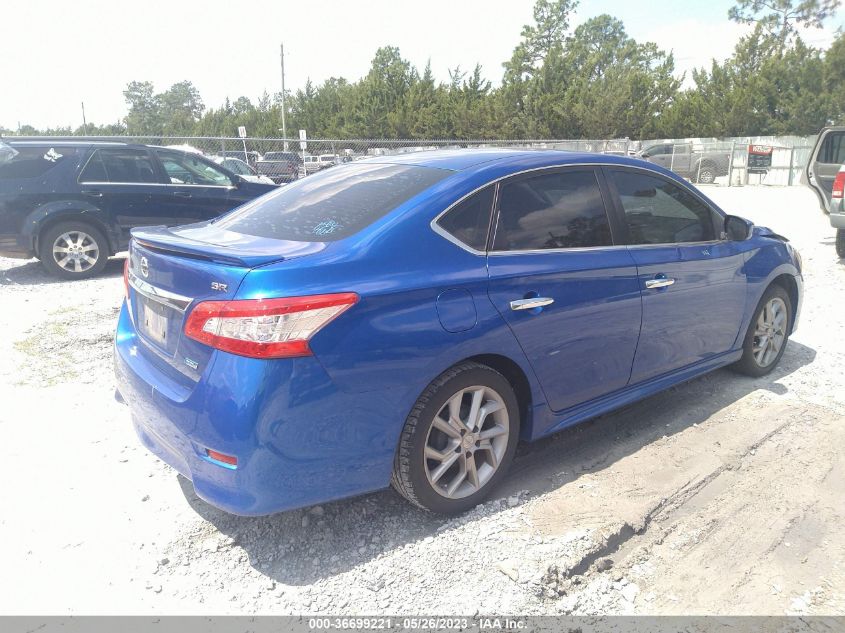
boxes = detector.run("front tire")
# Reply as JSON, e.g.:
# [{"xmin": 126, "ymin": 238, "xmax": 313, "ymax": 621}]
[
  {"xmin": 836, "ymin": 229, "xmax": 845, "ymax": 258},
  {"xmin": 391, "ymin": 362, "xmax": 519, "ymax": 514},
  {"xmin": 39, "ymin": 221, "xmax": 108, "ymax": 280},
  {"xmin": 732, "ymin": 284, "xmax": 791, "ymax": 377}
]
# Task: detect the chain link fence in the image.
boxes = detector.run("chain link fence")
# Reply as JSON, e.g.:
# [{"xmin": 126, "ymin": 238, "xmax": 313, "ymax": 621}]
[
  {"xmin": 637, "ymin": 138, "xmax": 815, "ymax": 186},
  {"xmin": 3, "ymin": 133, "xmax": 817, "ymax": 185}
]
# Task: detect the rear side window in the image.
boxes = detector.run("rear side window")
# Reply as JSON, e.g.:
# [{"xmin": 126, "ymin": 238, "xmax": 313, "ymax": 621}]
[
  {"xmin": 492, "ymin": 170, "xmax": 612, "ymax": 251},
  {"xmin": 611, "ymin": 170, "xmax": 716, "ymax": 244},
  {"xmin": 79, "ymin": 148, "xmax": 159, "ymax": 183},
  {"xmin": 214, "ymin": 163, "xmax": 448, "ymax": 241},
  {"xmin": 0, "ymin": 146, "xmax": 76, "ymax": 180},
  {"xmin": 436, "ymin": 186, "xmax": 494, "ymax": 251},
  {"xmin": 818, "ymin": 132, "xmax": 845, "ymax": 165}
]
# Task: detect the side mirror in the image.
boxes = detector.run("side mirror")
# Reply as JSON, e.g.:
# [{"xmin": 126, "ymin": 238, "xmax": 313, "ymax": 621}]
[{"xmin": 724, "ymin": 215, "xmax": 753, "ymax": 241}]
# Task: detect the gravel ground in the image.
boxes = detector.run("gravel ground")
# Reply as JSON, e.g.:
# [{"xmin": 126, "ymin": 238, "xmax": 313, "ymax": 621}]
[{"xmin": 0, "ymin": 185, "xmax": 842, "ymax": 615}]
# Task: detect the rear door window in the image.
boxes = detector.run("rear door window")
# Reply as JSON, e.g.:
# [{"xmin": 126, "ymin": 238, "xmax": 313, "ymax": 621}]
[
  {"xmin": 0, "ymin": 146, "xmax": 77, "ymax": 180},
  {"xmin": 818, "ymin": 132, "xmax": 845, "ymax": 165},
  {"xmin": 215, "ymin": 163, "xmax": 449, "ymax": 241},
  {"xmin": 492, "ymin": 169, "xmax": 613, "ymax": 251},
  {"xmin": 79, "ymin": 148, "xmax": 160, "ymax": 183}
]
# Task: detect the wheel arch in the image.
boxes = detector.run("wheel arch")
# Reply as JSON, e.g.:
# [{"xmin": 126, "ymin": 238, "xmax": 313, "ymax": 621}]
[
  {"xmin": 464, "ymin": 353, "xmax": 534, "ymax": 441},
  {"xmin": 769, "ymin": 273, "xmax": 800, "ymax": 334},
  {"xmin": 32, "ymin": 210, "xmax": 115, "ymax": 257}
]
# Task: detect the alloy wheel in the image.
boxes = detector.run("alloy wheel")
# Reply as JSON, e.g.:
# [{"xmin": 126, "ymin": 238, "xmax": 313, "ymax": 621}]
[
  {"xmin": 424, "ymin": 385, "xmax": 510, "ymax": 499},
  {"xmin": 52, "ymin": 231, "xmax": 100, "ymax": 274},
  {"xmin": 752, "ymin": 297, "xmax": 787, "ymax": 368}
]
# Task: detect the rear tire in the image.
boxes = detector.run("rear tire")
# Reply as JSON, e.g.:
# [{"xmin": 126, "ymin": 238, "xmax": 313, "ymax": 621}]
[
  {"xmin": 732, "ymin": 284, "xmax": 791, "ymax": 377},
  {"xmin": 836, "ymin": 229, "xmax": 845, "ymax": 258},
  {"xmin": 695, "ymin": 162, "xmax": 717, "ymax": 184},
  {"xmin": 391, "ymin": 362, "xmax": 520, "ymax": 514},
  {"xmin": 39, "ymin": 221, "xmax": 108, "ymax": 280}
]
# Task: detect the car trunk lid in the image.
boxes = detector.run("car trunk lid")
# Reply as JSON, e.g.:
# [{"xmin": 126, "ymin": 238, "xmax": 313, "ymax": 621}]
[{"xmin": 128, "ymin": 224, "xmax": 326, "ymax": 383}]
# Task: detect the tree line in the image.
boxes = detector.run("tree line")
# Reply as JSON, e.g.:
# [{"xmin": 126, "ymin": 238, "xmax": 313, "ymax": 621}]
[{"xmin": 5, "ymin": 0, "xmax": 844, "ymax": 141}]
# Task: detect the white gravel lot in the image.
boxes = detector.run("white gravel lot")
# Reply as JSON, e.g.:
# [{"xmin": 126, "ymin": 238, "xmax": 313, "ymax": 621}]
[{"xmin": 0, "ymin": 185, "xmax": 842, "ymax": 615}]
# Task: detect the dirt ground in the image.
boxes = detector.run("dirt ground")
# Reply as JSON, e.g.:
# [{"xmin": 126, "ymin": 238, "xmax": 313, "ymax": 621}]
[{"xmin": 0, "ymin": 185, "xmax": 842, "ymax": 615}]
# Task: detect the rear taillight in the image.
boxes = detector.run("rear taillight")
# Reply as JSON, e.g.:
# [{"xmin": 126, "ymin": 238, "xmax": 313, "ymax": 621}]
[
  {"xmin": 123, "ymin": 258, "xmax": 130, "ymax": 299},
  {"xmin": 832, "ymin": 171, "xmax": 845, "ymax": 199},
  {"xmin": 184, "ymin": 292, "xmax": 358, "ymax": 358}
]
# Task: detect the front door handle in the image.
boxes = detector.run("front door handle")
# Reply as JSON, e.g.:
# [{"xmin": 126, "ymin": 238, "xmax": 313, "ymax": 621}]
[
  {"xmin": 645, "ymin": 277, "xmax": 676, "ymax": 289},
  {"xmin": 510, "ymin": 297, "xmax": 554, "ymax": 311},
  {"xmin": 173, "ymin": 191, "xmax": 192, "ymax": 198},
  {"xmin": 81, "ymin": 189, "xmax": 103, "ymax": 197}
]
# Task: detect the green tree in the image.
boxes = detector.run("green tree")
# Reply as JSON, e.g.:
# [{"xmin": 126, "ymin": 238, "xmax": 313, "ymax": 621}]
[
  {"xmin": 729, "ymin": 0, "xmax": 841, "ymax": 48},
  {"xmin": 123, "ymin": 81, "xmax": 161, "ymax": 134},
  {"xmin": 158, "ymin": 80, "xmax": 205, "ymax": 135}
]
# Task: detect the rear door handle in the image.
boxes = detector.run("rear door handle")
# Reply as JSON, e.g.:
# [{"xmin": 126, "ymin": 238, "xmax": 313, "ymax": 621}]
[
  {"xmin": 510, "ymin": 297, "xmax": 554, "ymax": 311},
  {"xmin": 81, "ymin": 189, "xmax": 103, "ymax": 197},
  {"xmin": 645, "ymin": 277, "xmax": 676, "ymax": 289},
  {"xmin": 173, "ymin": 191, "xmax": 192, "ymax": 198}
]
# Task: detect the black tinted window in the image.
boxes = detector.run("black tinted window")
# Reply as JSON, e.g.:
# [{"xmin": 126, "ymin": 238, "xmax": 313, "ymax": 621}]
[
  {"xmin": 492, "ymin": 170, "xmax": 612, "ymax": 251},
  {"xmin": 437, "ymin": 186, "xmax": 494, "ymax": 251},
  {"xmin": 611, "ymin": 170, "xmax": 716, "ymax": 244},
  {"xmin": 0, "ymin": 146, "xmax": 76, "ymax": 180},
  {"xmin": 79, "ymin": 148, "xmax": 159, "ymax": 183},
  {"xmin": 215, "ymin": 163, "xmax": 448, "ymax": 241},
  {"xmin": 819, "ymin": 132, "xmax": 845, "ymax": 165}
]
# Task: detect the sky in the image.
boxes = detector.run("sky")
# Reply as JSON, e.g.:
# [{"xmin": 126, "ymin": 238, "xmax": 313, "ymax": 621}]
[{"xmin": 1, "ymin": 0, "xmax": 841, "ymax": 130}]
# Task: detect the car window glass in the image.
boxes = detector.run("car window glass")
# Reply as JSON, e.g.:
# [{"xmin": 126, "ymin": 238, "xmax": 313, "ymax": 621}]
[
  {"xmin": 79, "ymin": 148, "xmax": 158, "ymax": 183},
  {"xmin": 437, "ymin": 186, "xmax": 495, "ymax": 251},
  {"xmin": 225, "ymin": 160, "xmax": 249, "ymax": 175},
  {"xmin": 492, "ymin": 170, "xmax": 612, "ymax": 251},
  {"xmin": 818, "ymin": 132, "xmax": 845, "ymax": 165},
  {"xmin": 611, "ymin": 170, "xmax": 716, "ymax": 244},
  {"xmin": 1, "ymin": 146, "xmax": 76, "ymax": 180},
  {"xmin": 214, "ymin": 163, "xmax": 448, "ymax": 242},
  {"xmin": 155, "ymin": 150, "xmax": 233, "ymax": 186}
]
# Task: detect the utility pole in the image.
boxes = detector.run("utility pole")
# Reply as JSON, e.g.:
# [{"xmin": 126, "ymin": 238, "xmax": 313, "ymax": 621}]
[
  {"xmin": 280, "ymin": 43, "xmax": 288, "ymax": 151},
  {"xmin": 81, "ymin": 101, "xmax": 88, "ymax": 136}
]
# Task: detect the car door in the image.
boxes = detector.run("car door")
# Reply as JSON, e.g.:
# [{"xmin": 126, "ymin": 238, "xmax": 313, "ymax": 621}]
[
  {"xmin": 604, "ymin": 167, "xmax": 748, "ymax": 384},
  {"xmin": 485, "ymin": 167, "xmax": 643, "ymax": 413},
  {"xmin": 77, "ymin": 147, "xmax": 171, "ymax": 247},
  {"xmin": 668, "ymin": 143, "xmax": 693, "ymax": 177},
  {"xmin": 804, "ymin": 127, "xmax": 845, "ymax": 213},
  {"xmin": 642, "ymin": 144, "xmax": 672, "ymax": 169},
  {"xmin": 152, "ymin": 149, "xmax": 237, "ymax": 222}
]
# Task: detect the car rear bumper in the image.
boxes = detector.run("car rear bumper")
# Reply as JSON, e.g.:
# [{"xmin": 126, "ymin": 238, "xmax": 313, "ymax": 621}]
[
  {"xmin": 830, "ymin": 199, "xmax": 845, "ymax": 228},
  {"xmin": 113, "ymin": 300, "xmax": 400, "ymax": 516}
]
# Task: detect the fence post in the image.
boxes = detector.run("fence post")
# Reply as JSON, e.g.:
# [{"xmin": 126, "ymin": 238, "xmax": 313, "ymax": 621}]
[
  {"xmin": 745, "ymin": 143, "xmax": 751, "ymax": 185},
  {"xmin": 220, "ymin": 137, "xmax": 226, "ymax": 157},
  {"xmin": 696, "ymin": 143, "xmax": 703, "ymax": 184},
  {"xmin": 788, "ymin": 146, "xmax": 795, "ymax": 186},
  {"xmin": 727, "ymin": 141, "xmax": 736, "ymax": 187}
]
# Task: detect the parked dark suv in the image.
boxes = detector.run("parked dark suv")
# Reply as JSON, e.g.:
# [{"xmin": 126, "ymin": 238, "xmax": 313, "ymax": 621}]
[{"xmin": 0, "ymin": 140, "xmax": 277, "ymax": 278}]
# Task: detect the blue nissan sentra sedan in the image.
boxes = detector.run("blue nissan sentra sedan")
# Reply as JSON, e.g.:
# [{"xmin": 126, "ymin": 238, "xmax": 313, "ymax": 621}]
[{"xmin": 115, "ymin": 149, "xmax": 803, "ymax": 516}]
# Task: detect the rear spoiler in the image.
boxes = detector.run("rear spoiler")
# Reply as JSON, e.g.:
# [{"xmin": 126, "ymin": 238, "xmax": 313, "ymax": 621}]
[{"xmin": 131, "ymin": 224, "xmax": 325, "ymax": 268}]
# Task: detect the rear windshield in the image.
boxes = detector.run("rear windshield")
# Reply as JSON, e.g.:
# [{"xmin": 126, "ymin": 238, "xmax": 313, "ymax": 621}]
[
  {"xmin": 0, "ymin": 145, "xmax": 76, "ymax": 180},
  {"xmin": 214, "ymin": 163, "xmax": 448, "ymax": 241}
]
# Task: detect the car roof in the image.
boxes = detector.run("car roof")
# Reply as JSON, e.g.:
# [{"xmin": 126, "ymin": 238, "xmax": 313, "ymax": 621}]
[
  {"xmin": 3, "ymin": 139, "xmax": 131, "ymax": 148},
  {"xmin": 362, "ymin": 148, "xmax": 651, "ymax": 172}
]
